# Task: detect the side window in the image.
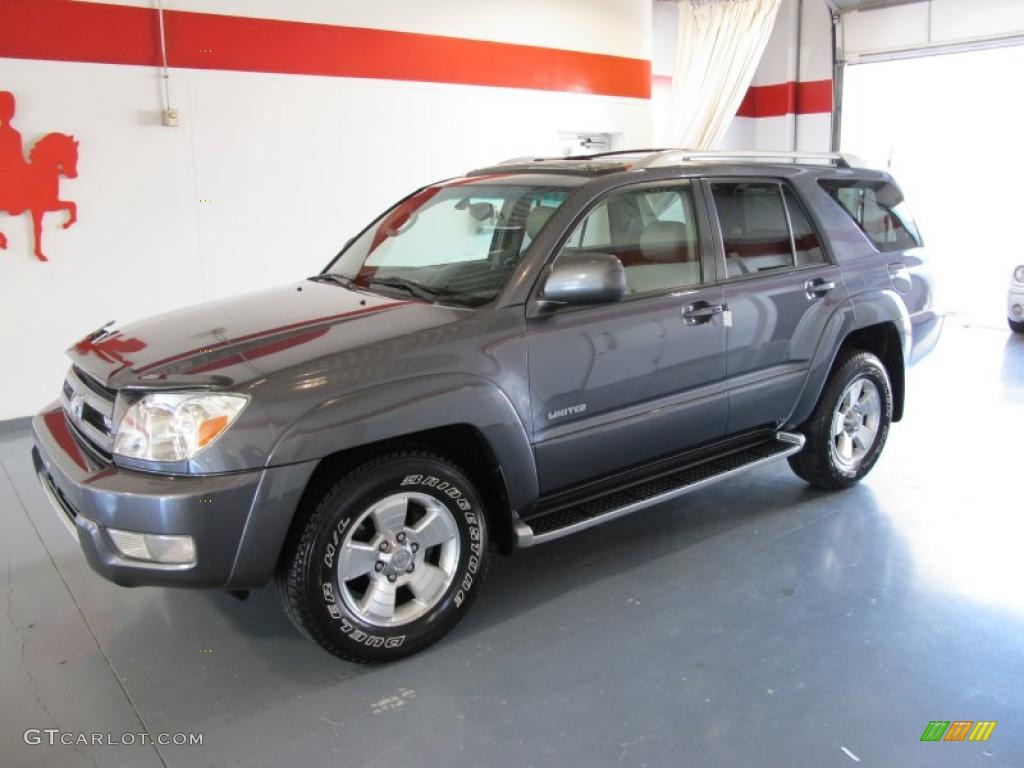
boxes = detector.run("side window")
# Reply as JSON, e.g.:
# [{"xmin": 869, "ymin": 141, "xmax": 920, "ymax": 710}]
[
  {"xmin": 559, "ymin": 184, "xmax": 702, "ymax": 296},
  {"xmin": 711, "ymin": 183, "xmax": 795, "ymax": 277},
  {"xmin": 819, "ymin": 179, "xmax": 922, "ymax": 252},
  {"xmin": 783, "ymin": 188, "xmax": 825, "ymax": 266}
]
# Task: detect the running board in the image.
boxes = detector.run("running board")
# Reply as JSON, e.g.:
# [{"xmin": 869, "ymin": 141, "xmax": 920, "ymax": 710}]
[{"xmin": 514, "ymin": 431, "xmax": 805, "ymax": 548}]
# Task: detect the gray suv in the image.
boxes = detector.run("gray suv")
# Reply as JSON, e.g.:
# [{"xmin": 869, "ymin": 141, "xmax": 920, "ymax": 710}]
[{"xmin": 32, "ymin": 149, "xmax": 941, "ymax": 662}]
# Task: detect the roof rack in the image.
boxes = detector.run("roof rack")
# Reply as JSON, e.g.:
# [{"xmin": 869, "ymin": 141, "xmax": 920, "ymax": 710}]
[
  {"xmin": 496, "ymin": 156, "xmax": 544, "ymax": 165},
  {"xmin": 632, "ymin": 149, "xmax": 861, "ymax": 169},
  {"xmin": 563, "ymin": 148, "xmax": 671, "ymax": 160},
  {"xmin": 494, "ymin": 150, "xmax": 660, "ymax": 165},
  {"xmin": 493, "ymin": 149, "xmax": 865, "ymax": 170}
]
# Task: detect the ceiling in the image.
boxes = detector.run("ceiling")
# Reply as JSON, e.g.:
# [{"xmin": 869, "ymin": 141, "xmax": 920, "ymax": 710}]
[{"xmin": 827, "ymin": 0, "xmax": 926, "ymax": 12}]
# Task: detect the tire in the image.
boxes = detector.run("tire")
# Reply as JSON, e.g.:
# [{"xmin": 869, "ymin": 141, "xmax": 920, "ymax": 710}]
[
  {"xmin": 788, "ymin": 349, "xmax": 893, "ymax": 490},
  {"xmin": 1010, "ymin": 318, "xmax": 1024, "ymax": 334},
  {"xmin": 276, "ymin": 450, "xmax": 489, "ymax": 663}
]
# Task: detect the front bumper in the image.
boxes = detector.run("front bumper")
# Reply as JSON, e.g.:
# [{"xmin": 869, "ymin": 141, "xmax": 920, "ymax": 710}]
[
  {"xmin": 1008, "ymin": 286, "xmax": 1024, "ymax": 322},
  {"xmin": 31, "ymin": 403, "xmax": 316, "ymax": 589}
]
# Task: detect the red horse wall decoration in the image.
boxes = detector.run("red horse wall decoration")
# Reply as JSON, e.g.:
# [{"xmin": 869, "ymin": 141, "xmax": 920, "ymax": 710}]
[{"xmin": 0, "ymin": 91, "xmax": 79, "ymax": 261}]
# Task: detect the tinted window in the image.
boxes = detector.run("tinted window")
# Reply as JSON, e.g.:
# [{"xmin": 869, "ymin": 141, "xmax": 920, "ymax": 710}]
[
  {"xmin": 819, "ymin": 179, "xmax": 922, "ymax": 252},
  {"xmin": 711, "ymin": 183, "xmax": 795, "ymax": 277},
  {"xmin": 783, "ymin": 188, "xmax": 825, "ymax": 266},
  {"xmin": 560, "ymin": 184, "xmax": 702, "ymax": 296}
]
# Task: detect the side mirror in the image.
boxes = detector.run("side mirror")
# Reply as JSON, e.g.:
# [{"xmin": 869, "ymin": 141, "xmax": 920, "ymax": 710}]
[{"xmin": 541, "ymin": 252, "xmax": 626, "ymax": 306}]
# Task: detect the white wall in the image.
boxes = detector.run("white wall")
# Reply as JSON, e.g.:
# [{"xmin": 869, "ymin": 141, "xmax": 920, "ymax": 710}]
[
  {"xmin": 0, "ymin": 1, "xmax": 652, "ymax": 419},
  {"xmin": 721, "ymin": 0, "xmax": 833, "ymax": 152},
  {"xmin": 651, "ymin": 0, "xmax": 678, "ymax": 146},
  {"xmin": 89, "ymin": 0, "xmax": 652, "ymax": 59},
  {"xmin": 653, "ymin": 0, "xmax": 834, "ymax": 152}
]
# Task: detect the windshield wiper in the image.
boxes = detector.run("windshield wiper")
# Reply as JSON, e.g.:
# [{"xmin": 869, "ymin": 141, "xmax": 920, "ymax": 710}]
[
  {"xmin": 308, "ymin": 272, "xmax": 358, "ymax": 289},
  {"xmin": 367, "ymin": 276, "xmax": 451, "ymax": 303}
]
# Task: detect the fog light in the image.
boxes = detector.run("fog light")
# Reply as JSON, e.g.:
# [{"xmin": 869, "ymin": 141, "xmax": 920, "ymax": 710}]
[
  {"xmin": 107, "ymin": 528, "xmax": 196, "ymax": 565},
  {"xmin": 1012, "ymin": 304, "xmax": 1024, "ymax": 318}
]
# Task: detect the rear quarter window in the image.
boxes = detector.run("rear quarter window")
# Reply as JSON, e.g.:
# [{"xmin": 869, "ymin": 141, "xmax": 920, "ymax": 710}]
[{"xmin": 819, "ymin": 179, "xmax": 922, "ymax": 252}]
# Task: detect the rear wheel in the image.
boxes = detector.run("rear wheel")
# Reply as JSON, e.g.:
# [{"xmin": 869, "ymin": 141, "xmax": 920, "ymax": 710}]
[
  {"xmin": 276, "ymin": 450, "xmax": 488, "ymax": 662},
  {"xmin": 788, "ymin": 349, "xmax": 893, "ymax": 490},
  {"xmin": 1009, "ymin": 318, "xmax": 1024, "ymax": 334}
]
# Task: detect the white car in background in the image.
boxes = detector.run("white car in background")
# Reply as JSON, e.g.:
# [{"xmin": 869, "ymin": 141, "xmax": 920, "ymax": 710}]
[{"xmin": 1010, "ymin": 265, "xmax": 1024, "ymax": 334}]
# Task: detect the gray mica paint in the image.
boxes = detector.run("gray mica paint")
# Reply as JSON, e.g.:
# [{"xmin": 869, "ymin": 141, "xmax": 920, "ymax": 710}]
[{"xmin": 34, "ymin": 158, "xmax": 938, "ymax": 589}]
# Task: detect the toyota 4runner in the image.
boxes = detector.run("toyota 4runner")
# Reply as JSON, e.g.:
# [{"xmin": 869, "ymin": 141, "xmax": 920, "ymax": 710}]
[{"xmin": 32, "ymin": 149, "xmax": 941, "ymax": 662}]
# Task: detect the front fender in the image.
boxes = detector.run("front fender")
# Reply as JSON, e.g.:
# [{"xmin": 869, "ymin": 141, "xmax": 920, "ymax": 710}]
[{"xmin": 267, "ymin": 374, "xmax": 538, "ymax": 513}]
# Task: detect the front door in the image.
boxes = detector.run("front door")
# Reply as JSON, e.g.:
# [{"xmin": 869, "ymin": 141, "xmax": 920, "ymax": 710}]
[
  {"xmin": 527, "ymin": 180, "xmax": 728, "ymax": 494},
  {"xmin": 703, "ymin": 179, "xmax": 848, "ymax": 433}
]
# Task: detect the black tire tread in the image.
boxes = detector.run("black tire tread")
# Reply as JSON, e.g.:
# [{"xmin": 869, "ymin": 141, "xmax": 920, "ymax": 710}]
[
  {"xmin": 788, "ymin": 348, "xmax": 892, "ymax": 490},
  {"xmin": 274, "ymin": 449, "xmax": 488, "ymax": 663}
]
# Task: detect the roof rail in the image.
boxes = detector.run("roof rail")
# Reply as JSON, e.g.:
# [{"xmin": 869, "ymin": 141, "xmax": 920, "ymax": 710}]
[
  {"xmin": 492, "ymin": 149, "xmax": 867, "ymax": 170},
  {"xmin": 563, "ymin": 148, "xmax": 671, "ymax": 160},
  {"xmin": 495, "ymin": 149, "xmax": 668, "ymax": 165},
  {"xmin": 632, "ymin": 149, "xmax": 861, "ymax": 169},
  {"xmin": 496, "ymin": 155, "xmax": 544, "ymax": 165}
]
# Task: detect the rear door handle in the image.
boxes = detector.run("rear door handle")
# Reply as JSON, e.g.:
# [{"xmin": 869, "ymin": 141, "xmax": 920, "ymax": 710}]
[
  {"xmin": 805, "ymin": 278, "xmax": 836, "ymax": 299},
  {"xmin": 682, "ymin": 302, "xmax": 726, "ymax": 325}
]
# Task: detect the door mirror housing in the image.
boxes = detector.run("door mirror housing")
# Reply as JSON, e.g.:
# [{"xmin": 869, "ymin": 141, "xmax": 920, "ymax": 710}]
[{"xmin": 541, "ymin": 252, "xmax": 626, "ymax": 306}]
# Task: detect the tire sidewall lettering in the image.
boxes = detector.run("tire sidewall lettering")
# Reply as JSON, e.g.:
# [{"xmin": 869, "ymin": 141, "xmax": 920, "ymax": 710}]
[{"xmin": 313, "ymin": 466, "xmax": 485, "ymax": 651}]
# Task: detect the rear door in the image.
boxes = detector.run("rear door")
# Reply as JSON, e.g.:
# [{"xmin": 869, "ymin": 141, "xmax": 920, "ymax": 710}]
[
  {"xmin": 526, "ymin": 180, "xmax": 728, "ymax": 494},
  {"xmin": 703, "ymin": 179, "xmax": 847, "ymax": 434}
]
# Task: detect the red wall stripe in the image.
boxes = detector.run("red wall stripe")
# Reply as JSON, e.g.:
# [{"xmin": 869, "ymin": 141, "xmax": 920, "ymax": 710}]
[
  {"xmin": 735, "ymin": 79, "xmax": 832, "ymax": 118},
  {"xmin": 650, "ymin": 75, "xmax": 832, "ymax": 117},
  {"xmin": 0, "ymin": 0, "xmax": 651, "ymax": 98}
]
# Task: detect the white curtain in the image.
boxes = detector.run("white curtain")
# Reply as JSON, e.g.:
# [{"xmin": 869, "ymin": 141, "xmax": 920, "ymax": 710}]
[{"xmin": 666, "ymin": 0, "xmax": 782, "ymax": 149}]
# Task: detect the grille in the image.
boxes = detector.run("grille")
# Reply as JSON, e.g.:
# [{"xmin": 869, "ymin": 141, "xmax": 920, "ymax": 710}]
[
  {"xmin": 42, "ymin": 468, "xmax": 79, "ymax": 520},
  {"xmin": 73, "ymin": 364, "xmax": 117, "ymax": 400},
  {"xmin": 61, "ymin": 366, "xmax": 116, "ymax": 457}
]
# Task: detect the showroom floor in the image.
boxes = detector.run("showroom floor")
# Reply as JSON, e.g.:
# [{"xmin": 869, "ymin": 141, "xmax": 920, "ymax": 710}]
[{"xmin": 1, "ymin": 321, "xmax": 1021, "ymax": 768}]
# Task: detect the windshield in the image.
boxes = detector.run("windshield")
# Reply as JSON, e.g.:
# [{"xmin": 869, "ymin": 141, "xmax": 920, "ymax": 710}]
[{"xmin": 324, "ymin": 181, "xmax": 572, "ymax": 306}]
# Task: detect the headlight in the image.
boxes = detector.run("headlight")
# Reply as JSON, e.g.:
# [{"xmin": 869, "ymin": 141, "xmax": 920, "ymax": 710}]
[
  {"xmin": 1014, "ymin": 265, "xmax": 1024, "ymax": 284},
  {"xmin": 113, "ymin": 392, "xmax": 249, "ymax": 462}
]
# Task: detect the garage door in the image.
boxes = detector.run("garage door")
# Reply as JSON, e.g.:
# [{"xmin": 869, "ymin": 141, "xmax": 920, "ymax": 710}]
[{"xmin": 838, "ymin": 2, "xmax": 1024, "ymax": 326}]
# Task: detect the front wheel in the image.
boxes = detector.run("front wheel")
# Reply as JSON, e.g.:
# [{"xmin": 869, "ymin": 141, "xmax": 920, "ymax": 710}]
[
  {"xmin": 788, "ymin": 350, "xmax": 893, "ymax": 490},
  {"xmin": 1009, "ymin": 318, "xmax": 1024, "ymax": 334},
  {"xmin": 276, "ymin": 450, "xmax": 489, "ymax": 662}
]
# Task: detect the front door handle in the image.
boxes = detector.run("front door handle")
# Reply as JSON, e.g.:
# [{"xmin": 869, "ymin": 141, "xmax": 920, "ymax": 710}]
[
  {"xmin": 682, "ymin": 301, "xmax": 726, "ymax": 325},
  {"xmin": 805, "ymin": 278, "xmax": 836, "ymax": 299}
]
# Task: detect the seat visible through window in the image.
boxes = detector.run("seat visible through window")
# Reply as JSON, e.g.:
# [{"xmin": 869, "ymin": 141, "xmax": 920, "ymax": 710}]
[
  {"xmin": 712, "ymin": 183, "xmax": 795, "ymax": 276},
  {"xmin": 558, "ymin": 184, "xmax": 703, "ymax": 295}
]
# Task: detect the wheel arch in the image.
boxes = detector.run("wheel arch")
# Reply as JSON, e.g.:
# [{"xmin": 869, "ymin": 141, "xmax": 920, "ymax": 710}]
[
  {"xmin": 789, "ymin": 290, "xmax": 910, "ymax": 427},
  {"xmin": 267, "ymin": 375, "xmax": 536, "ymax": 558},
  {"xmin": 840, "ymin": 322, "xmax": 905, "ymax": 421}
]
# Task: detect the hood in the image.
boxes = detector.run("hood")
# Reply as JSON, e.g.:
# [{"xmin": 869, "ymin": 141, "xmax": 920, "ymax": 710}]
[{"xmin": 67, "ymin": 281, "xmax": 466, "ymax": 389}]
